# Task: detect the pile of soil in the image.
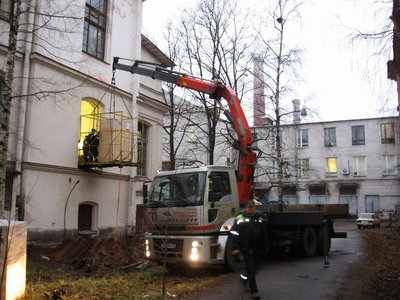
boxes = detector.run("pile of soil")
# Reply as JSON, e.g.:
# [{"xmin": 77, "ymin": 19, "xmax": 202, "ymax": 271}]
[{"xmin": 27, "ymin": 235, "xmax": 145, "ymax": 280}]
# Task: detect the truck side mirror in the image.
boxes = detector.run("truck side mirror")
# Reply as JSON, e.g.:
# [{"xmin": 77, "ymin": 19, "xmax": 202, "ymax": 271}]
[{"xmin": 209, "ymin": 175, "xmax": 222, "ymax": 202}]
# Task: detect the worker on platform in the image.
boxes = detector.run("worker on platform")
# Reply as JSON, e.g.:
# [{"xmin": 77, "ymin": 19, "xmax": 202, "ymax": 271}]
[
  {"xmin": 83, "ymin": 129, "xmax": 99, "ymax": 162},
  {"xmin": 231, "ymin": 199, "xmax": 267, "ymax": 299}
]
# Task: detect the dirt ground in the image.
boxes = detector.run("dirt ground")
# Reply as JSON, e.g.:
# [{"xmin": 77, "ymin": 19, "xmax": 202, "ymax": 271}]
[{"xmin": 27, "ymin": 235, "xmax": 146, "ymax": 281}]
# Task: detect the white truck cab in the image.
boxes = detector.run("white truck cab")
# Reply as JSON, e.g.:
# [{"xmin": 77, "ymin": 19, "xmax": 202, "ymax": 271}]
[{"xmin": 143, "ymin": 165, "xmax": 239, "ymax": 266}]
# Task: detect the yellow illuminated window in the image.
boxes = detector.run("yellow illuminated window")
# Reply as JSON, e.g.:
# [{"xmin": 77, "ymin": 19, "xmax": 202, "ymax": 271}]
[
  {"xmin": 325, "ymin": 158, "xmax": 337, "ymax": 175},
  {"xmin": 79, "ymin": 100, "xmax": 99, "ymax": 155}
]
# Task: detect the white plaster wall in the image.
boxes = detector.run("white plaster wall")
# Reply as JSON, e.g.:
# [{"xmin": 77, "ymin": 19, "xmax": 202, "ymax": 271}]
[
  {"xmin": 23, "ymin": 168, "xmax": 129, "ymax": 234},
  {"xmin": 1, "ymin": 0, "xmax": 170, "ymax": 240}
]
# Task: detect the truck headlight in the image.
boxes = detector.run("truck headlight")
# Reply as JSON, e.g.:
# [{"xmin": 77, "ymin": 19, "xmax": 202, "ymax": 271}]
[
  {"xmin": 190, "ymin": 240, "xmax": 199, "ymax": 261},
  {"xmin": 145, "ymin": 239, "xmax": 151, "ymax": 257}
]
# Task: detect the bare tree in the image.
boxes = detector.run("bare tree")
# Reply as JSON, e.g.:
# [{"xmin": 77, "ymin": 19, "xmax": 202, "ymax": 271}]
[
  {"xmin": 251, "ymin": 0, "xmax": 304, "ymax": 206},
  {"xmin": 161, "ymin": 24, "xmax": 202, "ymax": 170},
  {"xmin": 349, "ymin": 0, "xmax": 395, "ymax": 114},
  {"xmin": 175, "ymin": 0, "xmax": 255, "ymax": 165}
]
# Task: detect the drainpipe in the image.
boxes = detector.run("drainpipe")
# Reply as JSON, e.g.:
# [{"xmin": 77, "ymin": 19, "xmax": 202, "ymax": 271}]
[
  {"xmin": 126, "ymin": 0, "xmax": 143, "ymax": 235},
  {"xmin": 14, "ymin": 0, "xmax": 37, "ymax": 219},
  {"xmin": 292, "ymin": 99, "xmax": 300, "ymax": 204}
]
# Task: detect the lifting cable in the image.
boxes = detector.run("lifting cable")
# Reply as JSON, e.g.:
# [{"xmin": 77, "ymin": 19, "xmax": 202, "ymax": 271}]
[
  {"xmin": 110, "ymin": 69, "xmax": 133, "ymax": 118},
  {"xmin": 109, "ymin": 69, "xmax": 117, "ymax": 113}
]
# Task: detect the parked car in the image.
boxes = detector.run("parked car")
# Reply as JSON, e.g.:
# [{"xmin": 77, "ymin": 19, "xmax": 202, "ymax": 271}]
[{"xmin": 356, "ymin": 213, "xmax": 381, "ymax": 229}]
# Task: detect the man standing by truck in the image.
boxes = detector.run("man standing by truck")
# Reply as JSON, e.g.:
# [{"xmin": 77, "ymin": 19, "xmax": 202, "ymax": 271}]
[{"xmin": 231, "ymin": 200, "xmax": 267, "ymax": 299}]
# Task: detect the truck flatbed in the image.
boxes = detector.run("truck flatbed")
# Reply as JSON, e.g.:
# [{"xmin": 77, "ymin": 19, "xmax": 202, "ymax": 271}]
[{"xmin": 258, "ymin": 203, "xmax": 349, "ymax": 219}]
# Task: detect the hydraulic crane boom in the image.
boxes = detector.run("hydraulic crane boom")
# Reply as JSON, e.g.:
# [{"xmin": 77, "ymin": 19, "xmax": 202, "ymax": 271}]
[{"xmin": 112, "ymin": 57, "xmax": 256, "ymax": 204}]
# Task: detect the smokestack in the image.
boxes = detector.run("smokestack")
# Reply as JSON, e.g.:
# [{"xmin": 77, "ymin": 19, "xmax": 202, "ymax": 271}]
[
  {"xmin": 292, "ymin": 99, "xmax": 301, "ymax": 124},
  {"xmin": 253, "ymin": 56, "xmax": 265, "ymax": 126}
]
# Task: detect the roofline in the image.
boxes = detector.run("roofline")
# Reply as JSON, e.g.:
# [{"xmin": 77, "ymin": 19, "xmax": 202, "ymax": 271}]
[
  {"xmin": 253, "ymin": 115, "xmax": 399, "ymax": 128},
  {"xmin": 141, "ymin": 35, "xmax": 175, "ymax": 68}
]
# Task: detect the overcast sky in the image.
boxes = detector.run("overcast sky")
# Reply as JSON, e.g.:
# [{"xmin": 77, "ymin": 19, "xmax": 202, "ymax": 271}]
[{"xmin": 142, "ymin": 0, "xmax": 397, "ymax": 123}]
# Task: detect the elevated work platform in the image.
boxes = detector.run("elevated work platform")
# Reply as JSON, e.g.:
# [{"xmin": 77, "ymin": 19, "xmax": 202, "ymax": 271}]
[{"xmin": 78, "ymin": 111, "xmax": 144, "ymax": 168}]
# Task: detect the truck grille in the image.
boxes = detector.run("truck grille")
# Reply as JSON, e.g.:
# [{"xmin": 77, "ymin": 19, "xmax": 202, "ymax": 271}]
[{"xmin": 153, "ymin": 238, "xmax": 184, "ymax": 258}]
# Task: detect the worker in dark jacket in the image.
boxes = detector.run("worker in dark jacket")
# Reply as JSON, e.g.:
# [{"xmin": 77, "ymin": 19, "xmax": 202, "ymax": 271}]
[
  {"xmin": 231, "ymin": 199, "xmax": 267, "ymax": 299},
  {"xmin": 83, "ymin": 129, "xmax": 99, "ymax": 162}
]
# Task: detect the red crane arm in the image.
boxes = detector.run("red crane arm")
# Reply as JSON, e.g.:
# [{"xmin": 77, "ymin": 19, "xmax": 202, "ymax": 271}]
[
  {"xmin": 174, "ymin": 76, "xmax": 256, "ymax": 203},
  {"xmin": 112, "ymin": 58, "xmax": 256, "ymax": 203}
]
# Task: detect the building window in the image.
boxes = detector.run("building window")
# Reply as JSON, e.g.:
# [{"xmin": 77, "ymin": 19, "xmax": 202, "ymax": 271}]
[
  {"xmin": 297, "ymin": 159, "xmax": 309, "ymax": 177},
  {"xmin": 282, "ymin": 186, "xmax": 297, "ymax": 204},
  {"xmin": 309, "ymin": 186, "xmax": 327, "ymax": 204},
  {"xmin": 381, "ymin": 123, "xmax": 395, "ymax": 144},
  {"xmin": 186, "ymin": 124, "xmax": 198, "ymax": 144},
  {"xmin": 79, "ymin": 100, "xmax": 100, "ymax": 160},
  {"xmin": 353, "ymin": 156, "xmax": 366, "ymax": 176},
  {"xmin": 270, "ymin": 160, "xmax": 278, "ymax": 178},
  {"xmin": 383, "ymin": 155, "xmax": 397, "ymax": 175},
  {"xmin": 0, "ymin": 0, "xmax": 11, "ymax": 20},
  {"xmin": 325, "ymin": 157, "xmax": 337, "ymax": 176},
  {"xmin": 297, "ymin": 129, "xmax": 309, "ymax": 148},
  {"xmin": 352, "ymin": 125, "xmax": 365, "ymax": 145},
  {"xmin": 78, "ymin": 202, "xmax": 98, "ymax": 232},
  {"xmin": 324, "ymin": 127, "xmax": 336, "ymax": 147},
  {"xmin": 83, "ymin": 0, "xmax": 107, "ymax": 60},
  {"xmin": 137, "ymin": 121, "xmax": 148, "ymax": 177},
  {"xmin": 271, "ymin": 130, "xmax": 282, "ymax": 149},
  {"xmin": 4, "ymin": 172, "xmax": 13, "ymax": 211}
]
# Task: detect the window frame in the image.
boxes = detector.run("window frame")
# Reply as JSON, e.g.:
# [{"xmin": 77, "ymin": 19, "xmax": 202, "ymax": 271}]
[
  {"xmin": 186, "ymin": 124, "xmax": 199, "ymax": 144},
  {"xmin": 296, "ymin": 129, "xmax": 309, "ymax": 148},
  {"xmin": 82, "ymin": 0, "xmax": 108, "ymax": 60},
  {"xmin": 381, "ymin": 123, "xmax": 395, "ymax": 144},
  {"xmin": 383, "ymin": 155, "xmax": 397, "ymax": 176},
  {"xmin": 324, "ymin": 127, "xmax": 336, "ymax": 147},
  {"xmin": 137, "ymin": 121, "xmax": 148, "ymax": 177},
  {"xmin": 270, "ymin": 160, "xmax": 278, "ymax": 178},
  {"xmin": 353, "ymin": 156, "xmax": 366, "ymax": 176},
  {"xmin": 352, "ymin": 125, "xmax": 365, "ymax": 145},
  {"xmin": 325, "ymin": 157, "xmax": 337, "ymax": 177},
  {"xmin": 271, "ymin": 130, "xmax": 283, "ymax": 149},
  {"xmin": 297, "ymin": 158, "xmax": 309, "ymax": 177}
]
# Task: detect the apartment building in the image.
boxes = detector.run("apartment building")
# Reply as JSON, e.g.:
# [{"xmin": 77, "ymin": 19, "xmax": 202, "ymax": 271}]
[
  {"xmin": 253, "ymin": 116, "xmax": 400, "ymax": 217},
  {"xmin": 1, "ymin": 0, "xmax": 171, "ymax": 242}
]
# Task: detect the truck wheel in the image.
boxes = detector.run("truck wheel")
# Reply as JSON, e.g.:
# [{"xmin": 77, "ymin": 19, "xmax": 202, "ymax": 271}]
[
  {"xmin": 224, "ymin": 236, "xmax": 245, "ymax": 272},
  {"xmin": 298, "ymin": 226, "xmax": 317, "ymax": 257}
]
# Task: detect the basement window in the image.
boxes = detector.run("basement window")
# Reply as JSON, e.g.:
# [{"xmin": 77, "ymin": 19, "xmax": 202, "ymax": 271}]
[{"xmin": 78, "ymin": 202, "xmax": 98, "ymax": 235}]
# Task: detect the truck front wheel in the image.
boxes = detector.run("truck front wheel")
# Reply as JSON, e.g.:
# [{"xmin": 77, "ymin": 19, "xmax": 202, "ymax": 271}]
[{"xmin": 224, "ymin": 236, "xmax": 245, "ymax": 272}]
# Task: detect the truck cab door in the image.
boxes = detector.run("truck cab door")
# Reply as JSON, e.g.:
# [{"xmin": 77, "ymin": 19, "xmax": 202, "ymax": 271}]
[{"xmin": 207, "ymin": 171, "xmax": 237, "ymax": 225}]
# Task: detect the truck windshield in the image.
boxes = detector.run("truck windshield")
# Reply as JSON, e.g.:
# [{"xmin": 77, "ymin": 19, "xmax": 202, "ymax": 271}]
[{"xmin": 148, "ymin": 172, "xmax": 206, "ymax": 207}]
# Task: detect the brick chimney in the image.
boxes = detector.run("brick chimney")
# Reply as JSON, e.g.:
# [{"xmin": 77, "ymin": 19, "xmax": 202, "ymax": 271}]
[
  {"xmin": 292, "ymin": 99, "xmax": 301, "ymax": 124},
  {"xmin": 253, "ymin": 56, "xmax": 265, "ymax": 126}
]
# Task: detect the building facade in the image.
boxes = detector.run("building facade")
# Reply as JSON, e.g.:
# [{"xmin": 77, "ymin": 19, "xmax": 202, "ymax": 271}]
[
  {"xmin": 253, "ymin": 116, "xmax": 400, "ymax": 217},
  {"xmin": 1, "ymin": 0, "xmax": 171, "ymax": 242}
]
